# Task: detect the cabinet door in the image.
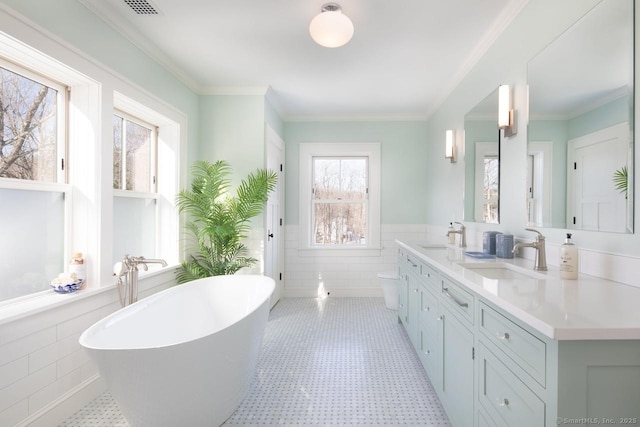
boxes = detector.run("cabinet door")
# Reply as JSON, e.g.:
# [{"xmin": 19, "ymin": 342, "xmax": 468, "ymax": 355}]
[
  {"xmin": 441, "ymin": 306, "xmax": 474, "ymax": 427},
  {"xmin": 406, "ymin": 270, "xmax": 421, "ymax": 349},
  {"xmin": 397, "ymin": 265, "xmax": 409, "ymax": 327}
]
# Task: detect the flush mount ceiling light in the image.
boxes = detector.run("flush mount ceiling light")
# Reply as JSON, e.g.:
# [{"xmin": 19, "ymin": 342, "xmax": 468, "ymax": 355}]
[{"xmin": 309, "ymin": 3, "xmax": 354, "ymax": 48}]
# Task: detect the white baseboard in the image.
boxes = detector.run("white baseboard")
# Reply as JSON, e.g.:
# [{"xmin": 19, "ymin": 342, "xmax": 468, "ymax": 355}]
[
  {"xmin": 283, "ymin": 287, "xmax": 384, "ymax": 298},
  {"xmin": 18, "ymin": 375, "xmax": 106, "ymax": 427}
]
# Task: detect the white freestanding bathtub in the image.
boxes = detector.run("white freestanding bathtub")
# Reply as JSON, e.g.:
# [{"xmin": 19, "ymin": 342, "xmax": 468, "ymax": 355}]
[{"xmin": 79, "ymin": 274, "xmax": 275, "ymax": 427}]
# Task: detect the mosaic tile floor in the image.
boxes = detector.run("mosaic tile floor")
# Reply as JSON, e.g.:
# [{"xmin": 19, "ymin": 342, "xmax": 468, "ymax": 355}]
[{"xmin": 60, "ymin": 297, "xmax": 451, "ymax": 426}]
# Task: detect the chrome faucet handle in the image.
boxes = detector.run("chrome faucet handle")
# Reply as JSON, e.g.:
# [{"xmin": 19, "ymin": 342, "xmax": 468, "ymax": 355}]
[
  {"xmin": 525, "ymin": 228, "xmax": 545, "ymax": 240},
  {"xmin": 454, "ymin": 221, "xmax": 465, "ymax": 228}
]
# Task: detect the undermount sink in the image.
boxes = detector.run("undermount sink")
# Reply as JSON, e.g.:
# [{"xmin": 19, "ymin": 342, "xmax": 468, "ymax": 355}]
[{"xmin": 456, "ymin": 262, "xmax": 547, "ymax": 280}]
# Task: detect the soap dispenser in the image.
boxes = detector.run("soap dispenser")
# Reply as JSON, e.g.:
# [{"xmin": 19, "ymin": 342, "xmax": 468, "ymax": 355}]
[
  {"xmin": 559, "ymin": 233, "xmax": 579, "ymax": 280},
  {"xmin": 447, "ymin": 222, "xmax": 455, "ymax": 245}
]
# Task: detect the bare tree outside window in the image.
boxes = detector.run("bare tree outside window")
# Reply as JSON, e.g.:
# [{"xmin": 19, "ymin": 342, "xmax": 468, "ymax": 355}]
[
  {"xmin": 0, "ymin": 66, "xmax": 59, "ymax": 182},
  {"xmin": 312, "ymin": 157, "xmax": 368, "ymax": 245},
  {"xmin": 482, "ymin": 156, "xmax": 499, "ymax": 223},
  {"xmin": 113, "ymin": 113, "xmax": 153, "ymax": 192}
]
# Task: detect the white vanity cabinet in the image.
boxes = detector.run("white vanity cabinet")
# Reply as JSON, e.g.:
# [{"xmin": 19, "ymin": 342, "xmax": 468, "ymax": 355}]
[{"xmin": 396, "ymin": 242, "xmax": 640, "ymax": 427}]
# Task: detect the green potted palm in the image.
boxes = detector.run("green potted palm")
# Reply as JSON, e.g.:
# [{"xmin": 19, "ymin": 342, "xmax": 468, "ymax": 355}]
[{"xmin": 176, "ymin": 160, "xmax": 277, "ymax": 284}]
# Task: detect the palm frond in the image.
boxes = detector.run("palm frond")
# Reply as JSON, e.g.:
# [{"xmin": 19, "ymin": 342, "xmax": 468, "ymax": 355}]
[
  {"xmin": 176, "ymin": 161, "xmax": 277, "ymax": 282},
  {"xmin": 613, "ymin": 166, "xmax": 628, "ymax": 196}
]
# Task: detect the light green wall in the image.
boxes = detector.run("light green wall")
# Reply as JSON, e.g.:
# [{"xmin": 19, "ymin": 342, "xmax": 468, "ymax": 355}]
[
  {"xmin": 528, "ymin": 96, "xmax": 631, "ymax": 228},
  {"xmin": 265, "ymin": 98, "xmax": 284, "ymax": 139},
  {"xmin": 463, "ymin": 120, "xmax": 500, "ymax": 221},
  {"xmin": 0, "ymin": 0, "xmax": 200, "ymax": 167},
  {"xmin": 426, "ymin": 0, "xmax": 640, "ymax": 255},
  {"xmin": 528, "ymin": 120, "xmax": 568, "ymax": 227},
  {"xmin": 283, "ymin": 121, "xmax": 429, "ymax": 224},
  {"xmin": 198, "ymin": 95, "xmax": 266, "ymax": 186},
  {"xmin": 568, "ymin": 95, "xmax": 631, "ymax": 139}
]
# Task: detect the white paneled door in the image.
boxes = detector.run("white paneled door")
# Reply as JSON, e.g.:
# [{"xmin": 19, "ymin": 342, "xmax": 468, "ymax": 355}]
[
  {"xmin": 265, "ymin": 125, "xmax": 285, "ymax": 308},
  {"xmin": 568, "ymin": 122, "xmax": 630, "ymax": 233}
]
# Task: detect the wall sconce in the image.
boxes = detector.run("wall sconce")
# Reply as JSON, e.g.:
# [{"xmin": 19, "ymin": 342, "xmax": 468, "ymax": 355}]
[
  {"xmin": 445, "ymin": 129, "xmax": 456, "ymax": 163},
  {"xmin": 498, "ymin": 84, "xmax": 517, "ymax": 138}
]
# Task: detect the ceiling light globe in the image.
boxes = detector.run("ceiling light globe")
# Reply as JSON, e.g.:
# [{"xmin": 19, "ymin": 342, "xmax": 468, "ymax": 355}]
[{"xmin": 309, "ymin": 9, "xmax": 354, "ymax": 48}]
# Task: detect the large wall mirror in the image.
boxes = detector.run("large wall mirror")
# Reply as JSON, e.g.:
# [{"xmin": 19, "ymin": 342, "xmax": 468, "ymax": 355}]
[
  {"xmin": 527, "ymin": 0, "xmax": 634, "ymax": 233},
  {"xmin": 464, "ymin": 88, "xmax": 500, "ymax": 224}
]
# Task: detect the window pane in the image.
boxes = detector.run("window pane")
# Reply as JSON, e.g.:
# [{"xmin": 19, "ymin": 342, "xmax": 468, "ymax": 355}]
[
  {"xmin": 125, "ymin": 120, "xmax": 151, "ymax": 192},
  {"xmin": 482, "ymin": 156, "xmax": 499, "ymax": 223},
  {"xmin": 313, "ymin": 157, "xmax": 367, "ymax": 200},
  {"xmin": 0, "ymin": 188, "xmax": 64, "ymax": 302},
  {"xmin": 313, "ymin": 202, "xmax": 367, "ymax": 245},
  {"xmin": 113, "ymin": 115, "xmax": 123, "ymax": 189},
  {"xmin": 0, "ymin": 67, "xmax": 59, "ymax": 182},
  {"xmin": 113, "ymin": 196, "xmax": 156, "ymax": 264}
]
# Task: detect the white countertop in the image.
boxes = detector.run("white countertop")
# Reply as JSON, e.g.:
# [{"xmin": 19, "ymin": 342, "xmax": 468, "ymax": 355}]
[{"xmin": 396, "ymin": 240, "xmax": 640, "ymax": 341}]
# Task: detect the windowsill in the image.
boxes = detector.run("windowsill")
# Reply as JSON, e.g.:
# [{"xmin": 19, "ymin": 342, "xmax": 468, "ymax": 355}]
[
  {"xmin": 297, "ymin": 247, "xmax": 382, "ymax": 257},
  {"xmin": 0, "ymin": 264, "xmax": 179, "ymax": 326}
]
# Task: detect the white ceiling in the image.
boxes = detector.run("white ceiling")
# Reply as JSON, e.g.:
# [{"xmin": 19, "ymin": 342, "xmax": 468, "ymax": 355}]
[{"xmin": 80, "ymin": 0, "xmax": 528, "ymax": 120}]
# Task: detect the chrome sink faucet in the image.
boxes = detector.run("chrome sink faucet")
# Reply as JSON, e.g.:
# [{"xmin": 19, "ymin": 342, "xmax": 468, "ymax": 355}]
[
  {"xmin": 447, "ymin": 221, "xmax": 467, "ymax": 248},
  {"xmin": 512, "ymin": 228, "xmax": 547, "ymax": 271}
]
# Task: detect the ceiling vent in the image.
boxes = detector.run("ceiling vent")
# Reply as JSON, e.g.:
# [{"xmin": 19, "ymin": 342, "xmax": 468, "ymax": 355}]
[{"xmin": 123, "ymin": 0, "xmax": 162, "ymax": 15}]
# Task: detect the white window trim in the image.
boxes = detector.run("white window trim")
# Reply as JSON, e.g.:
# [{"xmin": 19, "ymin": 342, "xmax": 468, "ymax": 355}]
[
  {"xmin": 113, "ymin": 109, "xmax": 158, "ymax": 193},
  {"xmin": 113, "ymin": 91, "xmax": 181, "ymax": 268},
  {"xmin": 299, "ymin": 142, "xmax": 381, "ymax": 256}
]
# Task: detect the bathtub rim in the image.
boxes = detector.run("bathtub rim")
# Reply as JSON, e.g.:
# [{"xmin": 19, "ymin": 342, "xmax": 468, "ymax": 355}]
[{"xmin": 79, "ymin": 274, "xmax": 275, "ymax": 351}]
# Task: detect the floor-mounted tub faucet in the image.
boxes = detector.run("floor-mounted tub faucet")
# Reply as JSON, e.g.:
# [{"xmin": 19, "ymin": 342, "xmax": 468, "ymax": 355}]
[
  {"xmin": 512, "ymin": 228, "xmax": 548, "ymax": 271},
  {"xmin": 114, "ymin": 255, "xmax": 167, "ymax": 306},
  {"xmin": 447, "ymin": 222, "xmax": 467, "ymax": 248}
]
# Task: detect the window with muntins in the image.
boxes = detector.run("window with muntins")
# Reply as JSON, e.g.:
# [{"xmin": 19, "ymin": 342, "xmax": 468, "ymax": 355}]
[
  {"xmin": 112, "ymin": 111, "xmax": 159, "ymax": 264},
  {"xmin": 299, "ymin": 142, "xmax": 381, "ymax": 254},
  {"xmin": 0, "ymin": 59, "xmax": 69, "ymax": 303}
]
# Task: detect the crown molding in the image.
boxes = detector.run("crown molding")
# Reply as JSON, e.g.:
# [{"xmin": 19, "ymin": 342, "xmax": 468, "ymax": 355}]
[
  {"xmin": 425, "ymin": 0, "xmax": 530, "ymax": 120},
  {"xmin": 78, "ymin": 0, "xmax": 202, "ymax": 94}
]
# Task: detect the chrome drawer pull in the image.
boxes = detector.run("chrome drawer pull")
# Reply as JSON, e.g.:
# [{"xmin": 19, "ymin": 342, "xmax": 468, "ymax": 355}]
[
  {"xmin": 399, "ymin": 304, "xmax": 404, "ymax": 308},
  {"xmin": 497, "ymin": 332, "xmax": 510, "ymax": 340},
  {"xmin": 423, "ymin": 306, "xmax": 430, "ymax": 312},
  {"xmin": 407, "ymin": 257, "xmax": 417, "ymax": 267},
  {"xmin": 442, "ymin": 287, "xmax": 469, "ymax": 308},
  {"xmin": 437, "ymin": 315, "xmax": 444, "ymax": 321},
  {"xmin": 414, "ymin": 288, "xmax": 419, "ymax": 293},
  {"xmin": 424, "ymin": 272, "xmax": 431, "ymax": 278},
  {"xmin": 425, "ymin": 349, "xmax": 431, "ymax": 355},
  {"xmin": 497, "ymin": 398, "xmax": 510, "ymax": 407}
]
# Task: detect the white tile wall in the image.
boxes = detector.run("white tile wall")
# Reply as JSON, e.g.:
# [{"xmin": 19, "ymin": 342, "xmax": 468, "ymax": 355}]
[
  {"xmin": 0, "ymin": 268, "xmax": 177, "ymax": 427},
  {"xmin": 284, "ymin": 224, "xmax": 429, "ymax": 297}
]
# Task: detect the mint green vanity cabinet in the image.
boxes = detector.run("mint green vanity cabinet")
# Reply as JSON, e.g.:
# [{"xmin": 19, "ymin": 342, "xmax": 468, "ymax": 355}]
[
  {"xmin": 396, "ymin": 244, "xmax": 640, "ymax": 427},
  {"xmin": 441, "ymin": 304, "xmax": 475, "ymax": 427},
  {"xmin": 418, "ymin": 283, "xmax": 442, "ymax": 390},
  {"xmin": 477, "ymin": 342, "xmax": 546, "ymax": 427},
  {"xmin": 398, "ymin": 255, "xmax": 422, "ymax": 350}
]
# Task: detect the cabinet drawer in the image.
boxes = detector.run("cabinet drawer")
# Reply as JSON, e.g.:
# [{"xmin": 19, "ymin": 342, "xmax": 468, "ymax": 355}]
[
  {"xmin": 479, "ymin": 302, "xmax": 546, "ymax": 386},
  {"xmin": 478, "ymin": 343, "xmax": 545, "ymax": 427},
  {"xmin": 420, "ymin": 261, "xmax": 439, "ymax": 288},
  {"xmin": 440, "ymin": 275, "xmax": 474, "ymax": 325},
  {"xmin": 419, "ymin": 285, "xmax": 439, "ymax": 337}
]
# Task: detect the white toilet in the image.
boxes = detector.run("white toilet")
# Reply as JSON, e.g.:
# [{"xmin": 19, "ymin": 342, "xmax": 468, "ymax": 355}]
[{"xmin": 378, "ymin": 272, "xmax": 399, "ymax": 310}]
